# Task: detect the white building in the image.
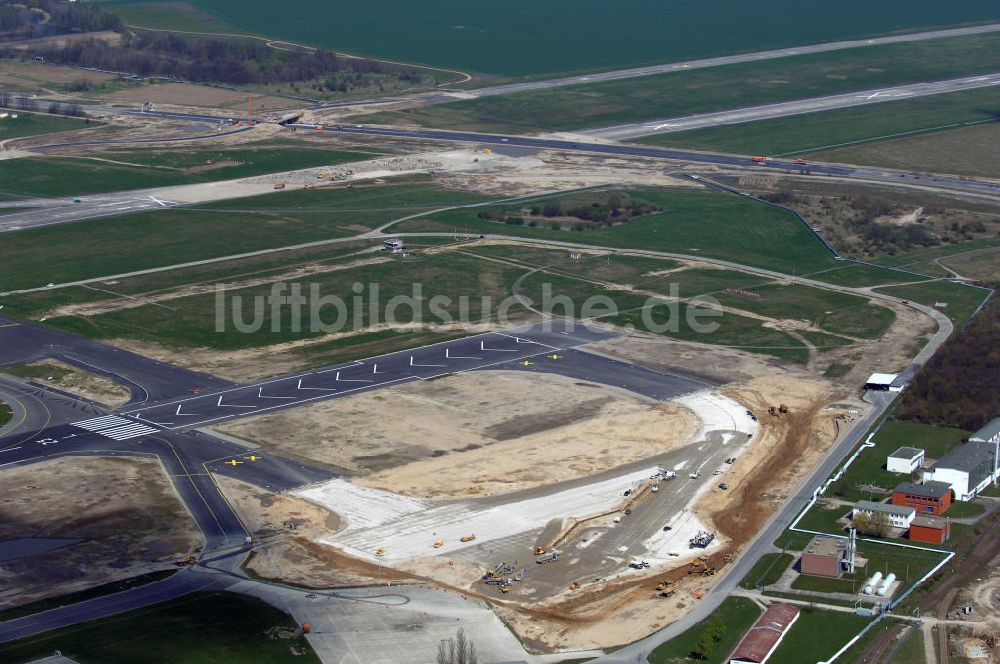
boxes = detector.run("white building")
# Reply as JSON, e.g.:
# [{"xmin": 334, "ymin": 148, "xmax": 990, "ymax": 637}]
[
  {"xmin": 887, "ymin": 446, "xmax": 925, "ymax": 474},
  {"xmin": 383, "ymin": 238, "xmax": 404, "ymax": 253},
  {"xmin": 865, "ymin": 373, "xmax": 906, "ymax": 392},
  {"xmin": 853, "ymin": 500, "xmax": 915, "ymax": 529},
  {"xmin": 923, "ymin": 439, "xmax": 998, "ymax": 501}
]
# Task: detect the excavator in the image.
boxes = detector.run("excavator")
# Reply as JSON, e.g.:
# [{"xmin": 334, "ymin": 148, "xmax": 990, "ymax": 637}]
[
  {"xmin": 689, "ymin": 556, "xmax": 716, "ymax": 577},
  {"xmin": 655, "ymin": 580, "xmax": 677, "ymax": 597}
]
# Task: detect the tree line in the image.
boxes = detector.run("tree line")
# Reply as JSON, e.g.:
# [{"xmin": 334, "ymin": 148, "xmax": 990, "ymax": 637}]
[
  {"xmin": 0, "ymin": 0, "xmax": 428, "ymax": 88},
  {"xmin": 896, "ymin": 297, "xmax": 1000, "ymax": 432}
]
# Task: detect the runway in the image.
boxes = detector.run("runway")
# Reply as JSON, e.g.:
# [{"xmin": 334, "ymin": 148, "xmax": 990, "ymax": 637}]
[{"xmin": 583, "ymin": 72, "xmax": 1000, "ymax": 140}]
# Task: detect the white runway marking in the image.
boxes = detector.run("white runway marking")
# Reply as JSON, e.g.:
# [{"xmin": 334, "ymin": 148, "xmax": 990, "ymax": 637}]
[{"xmin": 71, "ymin": 415, "xmax": 159, "ymax": 440}]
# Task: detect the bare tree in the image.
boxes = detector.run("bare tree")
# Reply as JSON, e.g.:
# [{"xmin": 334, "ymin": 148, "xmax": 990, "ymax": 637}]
[{"xmin": 436, "ymin": 628, "xmax": 478, "ymax": 664}]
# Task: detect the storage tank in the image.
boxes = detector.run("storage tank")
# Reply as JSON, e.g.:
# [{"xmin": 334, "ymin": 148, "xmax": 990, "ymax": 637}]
[
  {"xmin": 876, "ymin": 573, "xmax": 897, "ymax": 596},
  {"xmin": 863, "ymin": 571, "xmax": 883, "ymax": 595}
]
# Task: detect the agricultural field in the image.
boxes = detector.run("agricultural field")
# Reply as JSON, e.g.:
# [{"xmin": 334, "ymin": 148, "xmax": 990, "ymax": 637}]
[
  {"xmin": 642, "ymin": 86, "xmax": 1000, "ymax": 158},
  {"xmin": 0, "ymin": 592, "xmax": 320, "ymax": 664},
  {"xmin": 156, "ymin": 0, "xmax": 1000, "ymax": 76},
  {"xmin": 395, "ymin": 187, "xmax": 842, "ymax": 275},
  {"xmin": 360, "ymin": 32, "xmax": 1000, "ymax": 131}
]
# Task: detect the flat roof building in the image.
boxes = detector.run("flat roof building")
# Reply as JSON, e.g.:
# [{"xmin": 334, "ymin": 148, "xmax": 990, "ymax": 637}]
[
  {"xmin": 799, "ymin": 535, "xmax": 848, "ymax": 578},
  {"xmin": 729, "ymin": 603, "xmax": 801, "ymax": 664},
  {"xmin": 853, "ymin": 500, "xmax": 915, "ymax": 529},
  {"xmin": 383, "ymin": 238, "xmax": 405, "ymax": 253},
  {"xmin": 887, "ymin": 446, "xmax": 925, "ymax": 474}
]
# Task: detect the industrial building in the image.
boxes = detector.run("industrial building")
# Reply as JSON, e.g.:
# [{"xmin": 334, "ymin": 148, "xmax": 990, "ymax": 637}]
[
  {"xmin": 864, "ymin": 373, "xmax": 906, "ymax": 392},
  {"xmin": 922, "ymin": 440, "xmax": 998, "ymax": 501},
  {"xmin": 853, "ymin": 500, "xmax": 915, "ymax": 529},
  {"xmin": 910, "ymin": 515, "xmax": 952, "ymax": 544},
  {"xmin": 892, "ymin": 480, "xmax": 953, "ymax": 514},
  {"xmin": 886, "ymin": 446, "xmax": 925, "ymax": 474},
  {"xmin": 970, "ymin": 417, "xmax": 1000, "ymax": 446},
  {"xmin": 728, "ymin": 603, "xmax": 800, "ymax": 664},
  {"xmin": 799, "ymin": 535, "xmax": 849, "ymax": 578}
]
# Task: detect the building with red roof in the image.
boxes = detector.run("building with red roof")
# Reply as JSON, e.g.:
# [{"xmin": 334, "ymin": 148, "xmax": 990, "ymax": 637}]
[{"xmin": 728, "ymin": 603, "xmax": 800, "ymax": 664}]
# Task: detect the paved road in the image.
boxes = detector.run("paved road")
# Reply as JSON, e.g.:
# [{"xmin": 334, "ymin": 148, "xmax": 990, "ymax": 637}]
[
  {"xmin": 584, "ymin": 72, "xmax": 1000, "ymax": 140},
  {"xmin": 305, "ymin": 125, "xmax": 1000, "ymax": 199}
]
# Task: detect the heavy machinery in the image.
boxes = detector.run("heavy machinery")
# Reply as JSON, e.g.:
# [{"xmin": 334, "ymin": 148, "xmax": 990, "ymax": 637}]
[
  {"xmin": 751, "ymin": 155, "xmax": 767, "ymax": 163},
  {"xmin": 569, "ymin": 583, "xmax": 580, "ymax": 591},
  {"xmin": 689, "ymin": 531, "xmax": 715, "ymax": 549},
  {"xmin": 656, "ymin": 580, "xmax": 677, "ymax": 597},
  {"xmin": 318, "ymin": 171, "xmax": 331, "ymax": 178},
  {"xmin": 536, "ymin": 551, "xmax": 560, "ymax": 564},
  {"xmin": 273, "ymin": 182, "xmax": 286, "ymax": 190},
  {"xmin": 303, "ymin": 182, "xmax": 314, "ymax": 190},
  {"xmin": 433, "ymin": 539, "xmax": 445, "ymax": 548},
  {"xmin": 779, "ymin": 404, "xmax": 789, "ymax": 414},
  {"xmin": 460, "ymin": 534, "xmax": 476, "ymax": 543},
  {"xmin": 532, "ymin": 546, "xmax": 547, "ymax": 555}
]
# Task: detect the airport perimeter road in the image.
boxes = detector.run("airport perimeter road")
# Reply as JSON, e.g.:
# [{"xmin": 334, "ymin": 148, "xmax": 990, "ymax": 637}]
[{"xmin": 584, "ymin": 72, "xmax": 1000, "ymax": 140}]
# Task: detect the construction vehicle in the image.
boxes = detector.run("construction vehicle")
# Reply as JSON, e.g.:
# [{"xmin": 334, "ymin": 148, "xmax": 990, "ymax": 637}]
[
  {"xmin": 751, "ymin": 155, "xmax": 767, "ymax": 163},
  {"xmin": 779, "ymin": 404, "xmax": 789, "ymax": 414},
  {"xmin": 303, "ymin": 182, "xmax": 314, "ymax": 190},
  {"xmin": 691, "ymin": 591, "xmax": 705, "ymax": 599},
  {"xmin": 569, "ymin": 582, "xmax": 580, "ymax": 591},
  {"xmin": 719, "ymin": 483, "xmax": 729, "ymax": 490},
  {"xmin": 500, "ymin": 586, "xmax": 510, "ymax": 593},
  {"xmin": 460, "ymin": 534, "xmax": 476, "ymax": 543},
  {"xmin": 628, "ymin": 561, "xmax": 651, "ymax": 570},
  {"xmin": 376, "ymin": 547, "xmax": 385, "ymax": 556},
  {"xmin": 273, "ymin": 182, "xmax": 286, "ymax": 190},
  {"xmin": 656, "ymin": 581, "xmax": 677, "ymax": 597},
  {"xmin": 795, "ymin": 158, "xmax": 807, "ymax": 165},
  {"xmin": 532, "ymin": 546, "xmax": 547, "ymax": 556},
  {"xmin": 536, "ymin": 551, "xmax": 560, "ymax": 565},
  {"xmin": 433, "ymin": 539, "xmax": 445, "ymax": 549},
  {"xmin": 177, "ymin": 555, "xmax": 197, "ymax": 566},
  {"xmin": 651, "ymin": 484, "xmax": 659, "ymax": 493},
  {"xmin": 302, "ymin": 622, "xmax": 311, "ymax": 633},
  {"xmin": 317, "ymin": 171, "xmax": 331, "ymax": 178},
  {"xmin": 689, "ymin": 531, "xmax": 715, "ymax": 549},
  {"xmin": 725, "ymin": 457, "xmax": 736, "ymax": 464},
  {"xmin": 661, "ymin": 470, "xmax": 677, "ymax": 481},
  {"xmin": 483, "ymin": 148, "xmax": 492, "ymax": 154}
]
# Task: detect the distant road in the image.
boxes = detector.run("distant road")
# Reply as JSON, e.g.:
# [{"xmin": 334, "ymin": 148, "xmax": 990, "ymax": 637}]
[{"xmin": 584, "ymin": 72, "xmax": 1000, "ymax": 140}]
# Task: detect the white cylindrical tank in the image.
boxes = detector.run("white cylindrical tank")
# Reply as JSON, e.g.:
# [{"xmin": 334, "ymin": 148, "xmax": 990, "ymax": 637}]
[
  {"xmin": 876, "ymin": 573, "xmax": 897, "ymax": 596},
  {"xmin": 863, "ymin": 571, "xmax": 884, "ymax": 595}
]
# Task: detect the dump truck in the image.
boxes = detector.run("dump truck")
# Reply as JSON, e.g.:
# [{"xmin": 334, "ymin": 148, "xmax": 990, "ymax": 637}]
[
  {"xmin": 460, "ymin": 534, "xmax": 476, "ymax": 543},
  {"xmin": 433, "ymin": 539, "xmax": 445, "ymax": 549},
  {"xmin": 568, "ymin": 582, "xmax": 580, "ymax": 591},
  {"xmin": 532, "ymin": 546, "xmax": 546, "ymax": 555}
]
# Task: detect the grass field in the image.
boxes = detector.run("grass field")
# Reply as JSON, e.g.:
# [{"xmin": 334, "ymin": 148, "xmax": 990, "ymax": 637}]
[
  {"xmin": 115, "ymin": 0, "xmax": 1000, "ymax": 77},
  {"xmin": 0, "ymin": 179, "xmax": 483, "ymax": 291},
  {"xmin": 0, "ymin": 112, "xmax": 93, "ymax": 140},
  {"xmin": 0, "ymin": 592, "xmax": 319, "ymax": 664},
  {"xmin": 0, "ymin": 401, "xmax": 11, "ymax": 427},
  {"xmin": 768, "ymin": 608, "xmax": 871, "ymax": 664},
  {"xmin": 874, "ymin": 280, "xmax": 990, "ymax": 325},
  {"xmin": 516, "ymin": 270, "xmax": 810, "ymax": 363},
  {"xmin": 41, "ymin": 251, "xmax": 529, "ymax": 351},
  {"xmin": 826, "ymin": 420, "xmax": 970, "ymax": 503},
  {"xmin": 396, "ymin": 188, "xmax": 842, "ymax": 275},
  {"xmin": 812, "ymin": 121, "xmax": 1000, "ymax": 179},
  {"xmin": 789, "ymin": 540, "xmax": 944, "ymax": 597},
  {"xmin": 808, "ymin": 262, "xmax": 931, "ymax": 288},
  {"xmin": 890, "ymin": 628, "xmax": 927, "ymax": 664},
  {"xmin": 0, "ymin": 145, "xmax": 370, "ymax": 198},
  {"xmin": 641, "ymin": 86, "xmax": 1000, "ymax": 157},
  {"xmin": 647, "ymin": 596, "xmax": 760, "ymax": 664},
  {"xmin": 738, "ymin": 553, "xmax": 794, "ymax": 589},
  {"xmin": 866, "ymin": 238, "xmax": 1000, "ymax": 277},
  {"xmin": 361, "ymin": 32, "xmax": 1000, "ymax": 132}
]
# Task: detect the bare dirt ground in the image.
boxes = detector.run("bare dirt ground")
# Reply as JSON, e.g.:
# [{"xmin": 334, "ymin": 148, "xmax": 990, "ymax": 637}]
[
  {"xmin": 2, "ymin": 358, "xmax": 132, "ymax": 408},
  {"xmin": 435, "ymin": 150, "xmax": 694, "ymax": 197},
  {"xmin": 0, "ymin": 457, "xmax": 201, "ymax": 609},
  {"xmin": 217, "ymin": 371, "xmax": 697, "ymax": 492},
  {"xmin": 0, "ymin": 60, "xmax": 115, "ymax": 89}
]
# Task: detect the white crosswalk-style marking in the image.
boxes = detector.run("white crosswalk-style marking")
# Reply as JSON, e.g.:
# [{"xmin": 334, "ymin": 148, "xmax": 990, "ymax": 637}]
[{"xmin": 71, "ymin": 415, "xmax": 159, "ymax": 440}]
